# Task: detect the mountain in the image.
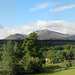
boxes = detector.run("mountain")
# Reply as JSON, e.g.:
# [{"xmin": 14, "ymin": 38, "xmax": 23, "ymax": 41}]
[
  {"xmin": 5, "ymin": 33, "xmax": 27, "ymax": 40},
  {"xmin": 5, "ymin": 29, "xmax": 75, "ymax": 40},
  {"xmin": 36, "ymin": 29, "xmax": 69, "ymax": 40}
]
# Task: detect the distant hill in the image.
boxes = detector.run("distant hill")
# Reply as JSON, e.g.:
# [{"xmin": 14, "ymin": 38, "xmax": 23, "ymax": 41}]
[
  {"xmin": 5, "ymin": 29, "xmax": 75, "ymax": 40},
  {"xmin": 5, "ymin": 33, "xmax": 27, "ymax": 40}
]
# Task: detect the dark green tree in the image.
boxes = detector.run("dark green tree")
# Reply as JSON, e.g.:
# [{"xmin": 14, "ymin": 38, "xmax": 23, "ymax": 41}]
[
  {"xmin": 14, "ymin": 42, "xmax": 23, "ymax": 61},
  {"xmin": 19, "ymin": 32, "xmax": 43, "ymax": 73},
  {"xmin": 22, "ymin": 32, "xmax": 42, "ymax": 58}
]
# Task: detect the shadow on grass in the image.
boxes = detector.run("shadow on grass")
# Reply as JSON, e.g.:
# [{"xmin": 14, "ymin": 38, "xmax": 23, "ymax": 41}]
[
  {"xmin": 27, "ymin": 65, "xmax": 75, "ymax": 75},
  {"xmin": 42, "ymin": 65, "xmax": 62, "ymax": 74},
  {"xmin": 26, "ymin": 65, "xmax": 62, "ymax": 75}
]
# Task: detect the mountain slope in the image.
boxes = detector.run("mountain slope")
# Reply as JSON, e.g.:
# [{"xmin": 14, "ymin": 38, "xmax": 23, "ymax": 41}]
[
  {"xmin": 36, "ymin": 29, "xmax": 69, "ymax": 40},
  {"xmin": 64, "ymin": 35, "xmax": 75, "ymax": 40},
  {"xmin": 5, "ymin": 33, "xmax": 27, "ymax": 40}
]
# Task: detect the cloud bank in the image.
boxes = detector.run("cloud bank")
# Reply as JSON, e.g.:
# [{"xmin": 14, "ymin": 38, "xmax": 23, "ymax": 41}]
[{"xmin": 1, "ymin": 20, "xmax": 75, "ymax": 39}]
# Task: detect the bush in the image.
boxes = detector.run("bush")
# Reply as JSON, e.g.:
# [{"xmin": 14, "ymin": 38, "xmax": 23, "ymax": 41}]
[
  {"xmin": 19, "ymin": 52, "xmax": 42, "ymax": 73},
  {"xmin": 63, "ymin": 60, "xmax": 72, "ymax": 70}
]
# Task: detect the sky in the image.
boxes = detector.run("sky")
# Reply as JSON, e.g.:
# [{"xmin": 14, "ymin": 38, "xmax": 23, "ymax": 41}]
[{"xmin": 0, "ymin": 0, "xmax": 75, "ymax": 39}]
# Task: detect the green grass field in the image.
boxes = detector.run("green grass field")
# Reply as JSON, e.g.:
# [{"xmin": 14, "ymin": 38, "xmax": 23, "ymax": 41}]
[
  {"xmin": 26, "ymin": 65, "xmax": 75, "ymax": 75},
  {"xmin": 33, "ymin": 69, "xmax": 75, "ymax": 75}
]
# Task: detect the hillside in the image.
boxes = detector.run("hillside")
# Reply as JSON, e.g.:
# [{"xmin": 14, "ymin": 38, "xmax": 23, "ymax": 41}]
[{"xmin": 64, "ymin": 35, "xmax": 75, "ymax": 40}]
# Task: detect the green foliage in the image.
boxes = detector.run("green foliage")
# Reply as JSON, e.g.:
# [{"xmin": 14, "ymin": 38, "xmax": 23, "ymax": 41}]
[
  {"xmin": 63, "ymin": 60, "xmax": 72, "ymax": 70},
  {"xmin": 2, "ymin": 41, "xmax": 17, "ymax": 75},
  {"xmin": 56, "ymin": 50, "xmax": 64, "ymax": 62},
  {"xmin": 49, "ymin": 51, "xmax": 57, "ymax": 63},
  {"xmin": 22, "ymin": 32, "xmax": 42, "ymax": 58},
  {"xmin": 14, "ymin": 42, "xmax": 22, "ymax": 60},
  {"xmin": 19, "ymin": 52, "xmax": 31, "ymax": 73},
  {"xmin": 1, "ymin": 41, "xmax": 23, "ymax": 75},
  {"xmin": 43, "ymin": 44, "xmax": 75, "ymax": 63},
  {"xmin": 19, "ymin": 32, "xmax": 43, "ymax": 73},
  {"xmin": 19, "ymin": 52, "xmax": 42, "ymax": 73},
  {"xmin": 1, "ymin": 33, "xmax": 43, "ymax": 74}
]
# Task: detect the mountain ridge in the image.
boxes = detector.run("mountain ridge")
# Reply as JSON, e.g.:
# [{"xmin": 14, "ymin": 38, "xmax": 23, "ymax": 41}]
[{"xmin": 5, "ymin": 29, "xmax": 75, "ymax": 40}]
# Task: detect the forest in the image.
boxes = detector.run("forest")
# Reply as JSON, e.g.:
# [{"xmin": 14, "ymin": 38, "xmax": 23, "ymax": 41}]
[{"xmin": 0, "ymin": 32, "xmax": 75, "ymax": 75}]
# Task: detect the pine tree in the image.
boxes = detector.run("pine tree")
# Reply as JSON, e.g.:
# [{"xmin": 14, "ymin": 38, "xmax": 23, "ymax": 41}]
[{"xmin": 19, "ymin": 32, "xmax": 43, "ymax": 73}]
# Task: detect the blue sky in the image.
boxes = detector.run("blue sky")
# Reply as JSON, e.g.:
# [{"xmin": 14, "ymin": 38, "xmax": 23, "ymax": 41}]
[{"xmin": 0, "ymin": 0, "xmax": 75, "ymax": 39}]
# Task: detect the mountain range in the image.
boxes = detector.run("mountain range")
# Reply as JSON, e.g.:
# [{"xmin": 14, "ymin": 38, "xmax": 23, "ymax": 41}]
[{"xmin": 5, "ymin": 29, "xmax": 75, "ymax": 40}]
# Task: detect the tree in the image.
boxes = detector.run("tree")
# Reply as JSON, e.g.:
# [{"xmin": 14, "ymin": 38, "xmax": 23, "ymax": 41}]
[
  {"xmin": 22, "ymin": 32, "xmax": 42, "ymax": 58},
  {"xmin": 56, "ymin": 50, "xmax": 64, "ymax": 62},
  {"xmin": 14, "ymin": 42, "xmax": 23, "ymax": 61},
  {"xmin": 19, "ymin": 51, "xmax": 42, "ymax": 73},
  {"xmin": 2, "ymin": 41, "xmax": 16, "ymax": 75},
  {"xmin": 19, "ymin": 32, "xmax": 43, "ymax": 73}
]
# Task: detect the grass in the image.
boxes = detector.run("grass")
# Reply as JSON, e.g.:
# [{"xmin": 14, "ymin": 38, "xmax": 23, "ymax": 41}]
[
  {"xmin": 26, "ymin": 64, "xmax": 75, "ymax": 75},
  {"xmin": 52, "ymin": 69, "xmax": 75, "ymax": 75},
  {"xmin": 27, "ymin": 67, "xmax": 75, "ymax": 75},
  {"xmin": 32, "ymin": 69, "xmax": 75, "ymax": 75}
]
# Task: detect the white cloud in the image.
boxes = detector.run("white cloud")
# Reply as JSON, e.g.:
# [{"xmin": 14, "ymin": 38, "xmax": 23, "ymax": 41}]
[
  {"xmin": 0, "ymin": 20, "xmax": 75, "ymax": 39},
  {"xmin": 0, "ymin": 29, "xmax": 7, "ymax": 39},
  {"xmin": 30, "ymin": 3, "xmax": 50, "ymax": 12},
  {"xmin": 9, "ymin": 20, "xmax": 75, "ymax": 35},
  {"xmin": 50, "ymin": 5, "xmax": 75, "ymax": 12},
  {"xmin": 30, "ymin": 2, "xmax": 61, "ymax": 12}
]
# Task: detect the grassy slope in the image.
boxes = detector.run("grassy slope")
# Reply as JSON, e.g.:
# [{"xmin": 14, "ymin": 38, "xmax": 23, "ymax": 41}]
[
  {"xmin": 30, "ymin": 69, "xmax": 75, "ymax": 75},
  {"xmin": 26, "ymin": 66, "xmax": 75, "ymax": 75},
  {"xmin": 52, "ymin": 69, "xmax": 75, "ymax": 75}
]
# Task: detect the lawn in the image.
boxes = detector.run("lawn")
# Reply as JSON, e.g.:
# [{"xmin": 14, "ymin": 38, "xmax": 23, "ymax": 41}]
[
  {"xmin": 52, "ymin": 69, "xmax": 75, "ymax": 75},
  {"xmin": 28, "ymin": 68, "xmax": 75, "ymax": 75},
  {"xmin": 26, "ymin": 65, "xmax": 75, "ymax": 75}
]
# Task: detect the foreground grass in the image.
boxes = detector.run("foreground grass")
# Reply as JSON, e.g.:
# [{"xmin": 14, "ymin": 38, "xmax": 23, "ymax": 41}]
[
  {"xmin": 0, "ymin": 67, "xmax": 75, "ymax": 75},
  {"xmin": 26, "ymin": 65, "xmax": 75, "ymax": 75},
  {"xmin": 52, "ymin": 69, "xmax": 75, "ymax": 75},
  {"xmin": 32, "ymin": 69, "xmax": 75, "ymax": 75}
]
